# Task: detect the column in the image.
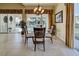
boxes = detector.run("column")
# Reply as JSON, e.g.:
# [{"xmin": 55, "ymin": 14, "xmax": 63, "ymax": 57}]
[{"xmin": 66, "ymin": 3, "xmax": 74, "ymax": 48}]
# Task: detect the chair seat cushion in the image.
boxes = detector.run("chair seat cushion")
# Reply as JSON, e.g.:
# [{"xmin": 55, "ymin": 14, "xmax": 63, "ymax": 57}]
[
  {"xmin": 33, "ymin": 38, "xmax": 44, "ymax": 44},
  {"xmin": 33, "ymin": 38, "xmax": 44, "ymax": 41}
]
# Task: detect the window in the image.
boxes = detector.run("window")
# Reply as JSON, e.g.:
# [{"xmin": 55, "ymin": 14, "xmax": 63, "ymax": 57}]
[{"xmin": 26, "ymin": 14, "xmax": 48, "ymax": 33}]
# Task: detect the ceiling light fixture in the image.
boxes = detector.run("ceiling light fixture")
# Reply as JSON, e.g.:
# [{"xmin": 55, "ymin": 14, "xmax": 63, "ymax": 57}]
[{"xmin": 34, "ymin": 4, "xmax": 44, "ymax": 15}]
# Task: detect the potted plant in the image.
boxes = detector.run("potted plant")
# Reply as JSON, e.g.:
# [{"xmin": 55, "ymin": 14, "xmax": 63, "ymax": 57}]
[{"xmin": 20, "ymin": 20, "xmax": 26, "ymax": 35}]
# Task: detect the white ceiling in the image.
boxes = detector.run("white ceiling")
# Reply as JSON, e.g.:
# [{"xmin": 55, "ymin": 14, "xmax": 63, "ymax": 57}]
[{"xmin": 22, "ymin": 3, "xmax": 57, "ymax": 9}]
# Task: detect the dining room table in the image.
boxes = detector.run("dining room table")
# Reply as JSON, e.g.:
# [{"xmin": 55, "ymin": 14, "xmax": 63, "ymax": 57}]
[{"xmin": 25, "ymin": 31, "xmax": 53, "ymax": 44}]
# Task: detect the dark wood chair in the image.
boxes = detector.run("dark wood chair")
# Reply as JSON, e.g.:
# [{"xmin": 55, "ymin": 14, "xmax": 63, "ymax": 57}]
[
  {"xmin": 47, "ymin": 25, "xmax": 56, "ymax": 43},
  {"xmin": 51, "ymin": 25, "xmax": 56, "ymax": 36},
  {"xmin": 33, "ymin": 28, "xmax": 46, "ymax": 51}
]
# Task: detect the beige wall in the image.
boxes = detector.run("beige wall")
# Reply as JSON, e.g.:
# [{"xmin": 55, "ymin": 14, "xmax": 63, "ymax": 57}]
[
  {"xmin": 55, "ymin": 4, "xmax": 66, "ymax": 42},
  {"xmin": 0, "ymin": 3, "xmax": 24, "ymax": 9}
]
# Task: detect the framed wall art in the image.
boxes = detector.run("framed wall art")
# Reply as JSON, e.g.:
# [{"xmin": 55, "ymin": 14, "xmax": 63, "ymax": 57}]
[{"xmin": 55, "ymin": 10, "xmax": 63, "ymax": 23}]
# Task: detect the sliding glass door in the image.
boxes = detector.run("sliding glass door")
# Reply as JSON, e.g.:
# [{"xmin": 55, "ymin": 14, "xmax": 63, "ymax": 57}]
[{"xmin": 7, "ymin": 14, "xmax": 22, "ymax": 33}]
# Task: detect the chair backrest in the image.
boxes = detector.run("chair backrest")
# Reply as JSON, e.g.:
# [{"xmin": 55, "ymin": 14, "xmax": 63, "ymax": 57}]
[{"xmin": 34, "ymin": 28, "xmax": 46, "ymax": 38}]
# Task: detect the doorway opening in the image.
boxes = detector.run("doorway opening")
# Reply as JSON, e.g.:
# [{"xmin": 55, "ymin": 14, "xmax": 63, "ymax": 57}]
[{"xmin": 74, "ymin": 3, "xmax": 79, "ymax": 50}]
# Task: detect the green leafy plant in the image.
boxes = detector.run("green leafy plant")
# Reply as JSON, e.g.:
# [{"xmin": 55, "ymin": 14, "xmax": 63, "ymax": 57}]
[{"xmin": 20, "ymin": 20, "xmax": 26, "ymax": 28}]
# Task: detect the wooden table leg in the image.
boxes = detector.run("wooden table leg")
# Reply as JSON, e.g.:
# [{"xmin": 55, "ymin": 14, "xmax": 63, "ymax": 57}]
[
  {"xmin": 50, "ymin": 37, "xmax": 53, "ymax": 43},
  {"xmin": 25, "ymin": 37, "xmax": 28, "ymax": 44}
]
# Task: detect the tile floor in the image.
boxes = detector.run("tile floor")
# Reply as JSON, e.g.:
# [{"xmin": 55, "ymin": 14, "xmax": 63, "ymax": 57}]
[{"xmin": 0, "ymin": 33, "xmax": 79, "ymax": 56}]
